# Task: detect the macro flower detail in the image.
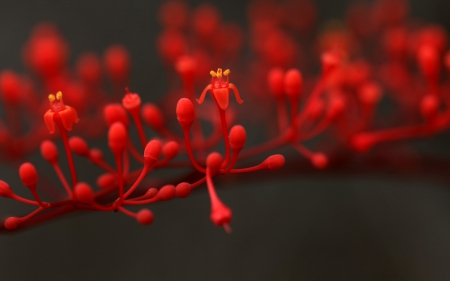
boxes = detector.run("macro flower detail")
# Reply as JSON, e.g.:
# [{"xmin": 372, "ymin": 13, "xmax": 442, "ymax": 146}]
[
  {"xmin": 44, "ymin": 91, "xmax": 79, "ymax": 133},
  {"xmin": 0, "ymin": 0, "xmax": 449, "ymax": 243},
  {"xmin": 197, "ymin": 68, "xmax": 243, "ymax": 110}
]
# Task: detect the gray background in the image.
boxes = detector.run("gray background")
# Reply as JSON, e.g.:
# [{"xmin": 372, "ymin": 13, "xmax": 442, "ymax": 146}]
[{"xmin": 1, "ymin": 0, "xmax": 450, "ymax": 280}]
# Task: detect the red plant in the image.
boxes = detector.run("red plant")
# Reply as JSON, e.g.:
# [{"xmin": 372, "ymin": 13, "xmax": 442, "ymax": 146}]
[{"xmin": 0, "ymin": 0, "xmax": 449, "ymax": 232}]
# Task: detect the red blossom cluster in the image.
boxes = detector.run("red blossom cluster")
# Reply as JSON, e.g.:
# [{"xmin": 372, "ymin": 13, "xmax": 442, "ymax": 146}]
[{"xmin": 0, "ymin": 0, "xmax": 449, "ymax": 232}]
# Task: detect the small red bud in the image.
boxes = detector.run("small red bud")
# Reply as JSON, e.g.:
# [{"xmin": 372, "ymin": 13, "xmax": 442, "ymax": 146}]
[
  {"xmin": 417, "ymin": 44, "xmax": 440, "ymax": 80},
  {"xmin": 193, "ymin": 4, "xmax": 221, "ymax": 40},
  {"xmin": 157, "ymin": 31, "xmax": 188, "ymax": 64},
  {"xmin": 176, "ymin": 98, "xmax": 195, "ymax": 126},
  {"xmin": 108, "ymin": 122, "xmax": 127, "ymax": 154},
  {"xmin": 5, "ymin": 217, "xmax": 19, "ymax": 230},
  {"xmin": 136, "ymin": 209, "xmax": 154, "ymax": 225},
  {"xmin": 265, "ymin": 154, "xmax": 285, "ymax": 170},
  {"xmin": 0, "ymin": 70, "xmax": 22, "ymax": 104},
  {"xmin": 40, "ymin": 140, "xmax": 58, "ymax": 163},
  {"xmin": 163, "ymin": 141, "xmax": 180, "ymax": 160},
  {"xmin": 0, "ymin": 180, "xmax": 13, "ymax": 198},
  {"xmin": 141, "ymin": 103, "xmax": 165, "ymax": 131},
  {"xmin": 175, "ymin": 182, "xmax": 191, "ymax": 198},
  {"xmin": 69, "ymin": 136, "xmax": 89, "ymax": 156},
  {"xmin": 104, "ymin": 45, "xmax": 130, "ymax": 84},
  {"xmin": 122, "ymin": 88, "xmax": 141, "ymax": 112},
  {"xmin": 76, "ymin": 53, "xmax": 101, "ymax": 85},
  {"xmin": 284, "ymin": 69, "xmax": 303, "ymax": 98},
  {"xmin": 229, "ymin": 125, "xmax": 246, "ymax": 151},
  {"xmin": 267, "ymin": 68, "xmax": 285, "ymax": 98},
  {"xmin": 96, "ymin": 173, "xmax": 116, "ymax": 189},
  {"xmin": 74, "ymin": 182, "xmax": 95, "ymax": 204},
  {"xmin": 104, "ymin": 103, "xmax": 129, "ymax": 127},
  {"xmin": 145, "ymin": 188, "xmax": 158, "ymax": 199},
  {"xmin": 175, "ymin": 55, "xmax": 196, "ymax": 80},
  {"xmin": 89, "ymin": 148, "xmax": 104, "ymax": 165},
  {"xmin": 144, "ymin": 140, "xmax": 162, "ymax": 161},
  {"xmin": 19, "ymin": 162, "xmax": 38, "ymax": 188},
  {"xmin": 207, "ymin": 152, "xmax": 223, "ymax": 175},
  {"xmin": 311, "ymin": 153, "xmax": 328, "ymax": 169},
  {"xmin": 158, "ymin": 185, "xmax": 176, "ymax": 201}
]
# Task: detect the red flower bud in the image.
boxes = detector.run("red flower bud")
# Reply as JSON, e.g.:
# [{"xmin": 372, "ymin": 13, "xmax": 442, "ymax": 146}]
[
  {"xmin": 74, "ymin": 182, "xmax": 95, "ymax": 204},
  {"xmin": 176, "ymin": 55, "xmax": 196, "ymax": 81},
  {"xmin": 76, "ymin": 53, "xmax": 101, "ymax": 85},
  {"xmin": 144, "ymin": 140, "xmax": 162, "ymax": 163},
  {"xmin": 175, "ymin": 182, "xmax": 191, "ymax": 198},
  {"xmin": 229, "ymin": 125, "xmax": 246, "ymax": 151},
  {"xmin": 284, "ymin": 69, "xmax": 303, "ymax": 98},
  {"xmin": 267, "ymin": 68, "xmax": 285, "ymax": 98},
  {"xmin": 40, "ymin": 140, "xmax": 58, "ymax": 163},
  {"xmin": 0, "ymin": 180, "xmax": 13, "ymax": 198},
  {"xmin": 176, "ymin": 98, "xmax": 195, "ymax": 126},
  {"xmin": 141, "ymin": 103, "xmax": 165, "ymax": 131},
  {"xmin": 104, "ymin": 45, "xmax": 130, "ymax": 84},
  {"xmin": 69, "ymin": 136, "xmax": 90, "ymax": 156},
  {"xmin": 5, "ymin": 217, "xmax": 19, "ymax": 230},
  {"xmin": 145, "ymin": 188, "xmax": 158, "ymax": 199},
  {"xmin": 163, "ymin": 141, "xmax": 179, "ymax": 160},
  {"xmin": 136, "ymin": 209, "xmax": 154, "ymax": 225},
  {"xmin": 158, "ymin": 185, "xmax": 176, "ymax": 201},
  {"xmin": 0, "ymin": 70, "xmax": 22, "ymax": 104},
  {"xmin": 104, "ymin": 103, "xmax": 129, "ymax": 127},
  {"xmin": 96, "ymin": 173, "xmax": 116, "ymax": 189},
  {"xmin": 264, "ymin": 154, "xmax": 285, "ymax": 170},
  {"xmin": 311, "ymin": 153, "xmax": 328, "ymax": 169},
  {"xmin": 207, "ymin": 152, "xmax": 223, "ymax": 175},
  {"xmin": 108, "ymin": 122, "xmax": 127, "ymax": 154},
  {"xmin": 19, "ymin": 162, "xmax": 38, "ymax": 188},
  {"xmin": 89, "ymin": 148, "xmax": 104, "ymax": 165},
  {"xmin": 122, "ymin": 88, "xmax": 141, "ymax": 112}
]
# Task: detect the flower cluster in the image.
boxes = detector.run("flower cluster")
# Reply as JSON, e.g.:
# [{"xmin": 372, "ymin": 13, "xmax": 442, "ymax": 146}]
[{"xmin": 0, "ymin": 0, "xmax": 449, "ymax": 232}]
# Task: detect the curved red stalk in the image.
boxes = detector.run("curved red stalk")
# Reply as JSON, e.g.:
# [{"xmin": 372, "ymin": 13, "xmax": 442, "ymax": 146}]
[{"xmin": 54, "ymin": 114, "xmax": 78, "ymax": 188}]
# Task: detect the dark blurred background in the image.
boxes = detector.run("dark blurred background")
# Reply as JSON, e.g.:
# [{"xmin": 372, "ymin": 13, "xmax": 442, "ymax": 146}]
[{"xmin": 1, "ymin": 0, "xmax": 450, "ymax": 280}]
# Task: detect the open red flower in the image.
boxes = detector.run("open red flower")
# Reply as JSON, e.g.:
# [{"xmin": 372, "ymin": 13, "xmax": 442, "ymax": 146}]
[
  {"xmin": 197, "ymin": 68, "xmax": 243, "ymax": 110},
  {"xmin": 44, "ymin": 91, "xmax": 78, "ymax": 133}
]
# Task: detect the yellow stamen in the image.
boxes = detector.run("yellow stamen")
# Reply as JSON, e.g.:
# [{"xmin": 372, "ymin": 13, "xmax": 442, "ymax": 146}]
[
  {"xmin": 210, "ymin": 70, "xmax": 217, "ymax": 77},
  {"xmin": 48, "ymin": 94, "xmax": 55, "ymax": 102},
  {"xmin": 223, "ymin": 69, "xmax": 230, "ymax": 76},
  {"xmin": 216, "ymin": 68, "xmax": 223, "ymax": 78},
  {"xmin": 56, "ymin": 91, "xmax": 62, "ymax": 100}
]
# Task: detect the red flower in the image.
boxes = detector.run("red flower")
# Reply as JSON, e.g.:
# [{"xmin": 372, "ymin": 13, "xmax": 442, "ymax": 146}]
[
  {"xmin": 43, "ymin": 91, "xmax": 78, "ymax": 133},
  {"xmin": 197, "ymin": 68, "xmax": 243, "ymax": 110}
]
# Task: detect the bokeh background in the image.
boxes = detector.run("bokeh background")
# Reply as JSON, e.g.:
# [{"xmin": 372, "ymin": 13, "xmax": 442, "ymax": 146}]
[{"xmin": 1, "ymin": 0, "xmax": 450, "ymax": 280}]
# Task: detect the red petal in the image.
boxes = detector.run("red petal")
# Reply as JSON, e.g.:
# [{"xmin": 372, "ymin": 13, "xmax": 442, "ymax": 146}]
[
  {"xmin": 213, "ymin": 88, "xmax": 229, "ymax": 110},
  {"xmin": 43, "ymin": 110, "xmax": 55, "ymax": 134}
]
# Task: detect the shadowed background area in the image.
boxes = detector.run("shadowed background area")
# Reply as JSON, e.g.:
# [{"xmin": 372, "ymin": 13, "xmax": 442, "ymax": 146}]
[{"xmin": 1, "ymin": 0, "xmax": 450, "ymax": 280}]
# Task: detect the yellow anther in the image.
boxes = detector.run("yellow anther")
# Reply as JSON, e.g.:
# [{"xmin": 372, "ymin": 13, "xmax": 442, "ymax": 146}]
[
  {"xmin": 56, "ymin": 91, "xmax": 62, "ymax": 100},
  {"xmin": 216, "ymin": 68, "xmax": 223, "ymax": 78},
  {"xmin": 223, "ymin": 69, "xmax": 230, "ymax": 76},
  {"xmin": 48, "ymin": 94, "xmax": 55, "ymax": 102},
  {"xmin": 210, "ymin": 70, "xmax": 217, "ymax": 77}
]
